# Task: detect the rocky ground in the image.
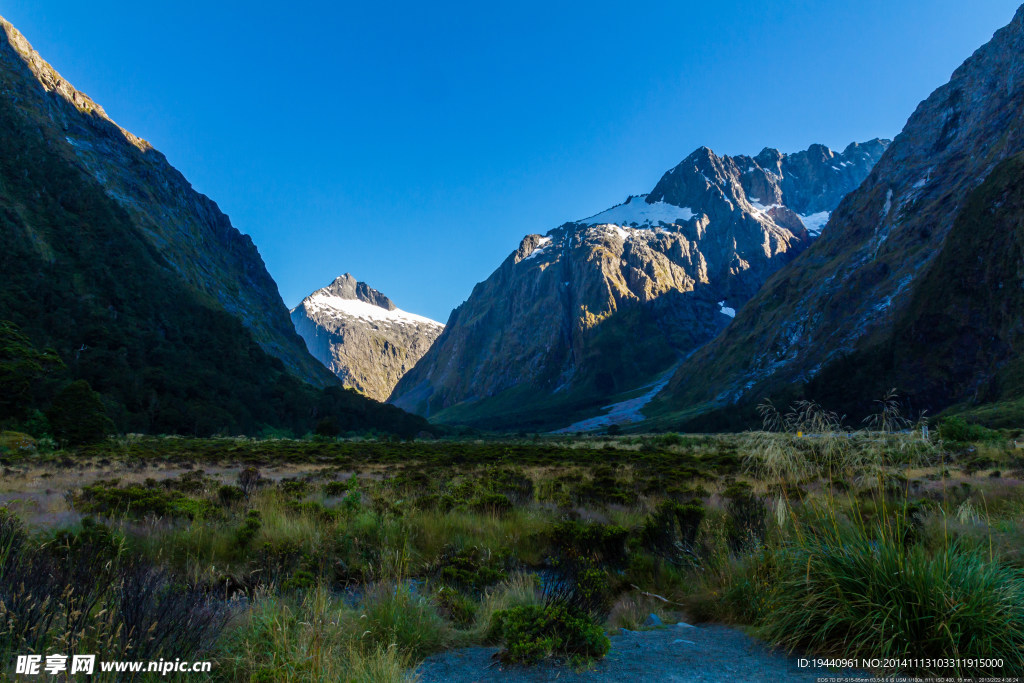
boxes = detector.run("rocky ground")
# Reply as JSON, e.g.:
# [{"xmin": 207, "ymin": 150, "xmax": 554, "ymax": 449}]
[{"xmin": 416, "ymin": 622, "xmax": 865, "ymax": 682}]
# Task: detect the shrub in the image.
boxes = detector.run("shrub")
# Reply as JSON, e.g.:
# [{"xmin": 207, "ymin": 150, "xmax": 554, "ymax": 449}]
[
  {"xmin": 437, "ymin": 545, "xmax": 507, "ymax": 592},
  {"xmin": 279, "ymin": 479, "xmax": 310, "ymax": 498},
  {"xmin": 723, "ymin": 483, "xmax": 766, "ymax": 552},
  {"xmin": 0, "ymin": 509, "xmax": 226, "ymax": 665},
  {"xmin": 233, "ymin": 510, "xmax": 262, "ymax": 549},
  {"xmin": 482, "ymin": 467, "xmax": 534, "ymax": 505},
  {"xmin": 939, "ymin": 416, "xmax": 999, "ymax": 443},
  {"xmin": 238, "ymin": 466, "xmax": 262, "ymax": 498},
  {"xmin": 542, "ymin": 559, "xmax": 615, "ymax": 619},
  {"xmin": 469, "ymin": 492, "xmax": 512, "ymax": 514},
  {"xmin": 353, "ymin": 584, "xmax": 451, "ymax": 660},
  {"xmin": 77, "ymin": 483, "xmax": 216, "ymax": 520},
  {"xmin": 46, "ymin": 380, "xmax": 114, "ymax": 446},
  {"xmin": 548, "ymin": 520, "xmax": 629, "ymax": 566},
  {"xmin": 218, "ymin": 484, "xmax": 245, "ymax": 506},
  {"xmin": 0, "ymin": 431, "xmax": 36, "ymax": 456},
  {"xmin": 434, "ymin": 586, "xmax": 477, "ymax": 628},
  {"xmin": 50, "ymin": 517, "xmax": 123, "ymax": 561},
  {"xmin": 489, "ymin": 603, "xmax": 610, "ymax": 665}
]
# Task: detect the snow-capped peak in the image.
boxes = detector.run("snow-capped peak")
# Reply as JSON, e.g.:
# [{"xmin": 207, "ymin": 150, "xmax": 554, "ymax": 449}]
[{"xmin": 303, "ymin": 292, "xmax": 443, "ymax": 328}]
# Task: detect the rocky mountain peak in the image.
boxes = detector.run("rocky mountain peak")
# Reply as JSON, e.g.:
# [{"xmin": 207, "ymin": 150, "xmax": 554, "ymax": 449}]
[
  {"xmin": 390, "ymin": 138, "xmax": 887, "ymax": 429},
  {"xmin": 654, "ymin": 5, "xmax": 1024, "ymax": 425},
  {"xmin": 318, "ymin": 274, "xmax": 397, "ymax": 311},
  {"xmin": 291, "ymin": 277, "xmax": 443, "ymax": 402}
]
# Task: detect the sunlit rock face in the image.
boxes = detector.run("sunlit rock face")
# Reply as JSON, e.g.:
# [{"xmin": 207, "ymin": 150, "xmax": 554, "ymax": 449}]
[
  {"xmin": 390, "ymin": 140, "xmax": 886, "ymax": 430},
  {"xmin": 292, "ymin": 275, "xmax": 444, "ymax": 401}
]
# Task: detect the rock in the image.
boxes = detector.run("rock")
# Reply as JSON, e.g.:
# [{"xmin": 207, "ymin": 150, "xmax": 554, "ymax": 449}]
[
  {"xmin": 390, "ymin": 141, "xmax": 886, "ymax": 430},
  {"xmin": 643, "ymin": 613, "xmax": 663, "ymax": 627},
  {"xmin": 291, "ymin": 275, "xmax": 443, "ymax": 401}
]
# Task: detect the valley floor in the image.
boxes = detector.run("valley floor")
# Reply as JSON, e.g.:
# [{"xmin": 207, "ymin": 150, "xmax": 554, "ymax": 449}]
[{"xmin": 0, "ymin": 423, "xmax": 1022, "ymax": 680}]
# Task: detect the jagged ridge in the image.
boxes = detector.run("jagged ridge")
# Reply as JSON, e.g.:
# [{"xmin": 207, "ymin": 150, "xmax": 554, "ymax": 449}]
[
  {"xmin": 390, "ymin": 139, "xmax": 887, "ymax": 430},
  {"xmin": 651, "ymin": 5, "xmax": 1024, "ymax": 426}
]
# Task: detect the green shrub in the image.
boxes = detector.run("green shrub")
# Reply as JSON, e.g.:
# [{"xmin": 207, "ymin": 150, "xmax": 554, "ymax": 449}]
[
  {"xmin": 437, "ymin": 545, "xmax": 508, "ymax": 592},
  {"xmin": 217, "ymin": 485, "xmax": 245, "ymax": 506},
  {"xmin": 489, "ymin": 603, "xmax": 610, "ymax": 665},
  {"xmin": 641, "ymin": 500, "xmax": 705, "ymax": 560},
  {"xmin": 761, "ymin": 528, "xmax": 1024, "ymax": 676},
  {"xmin": 549, "ymin": 520, "xmax": 629, "ymax": 566},
  {"xmin": 233, "ymin": 510, "xmax": 262, "ymax": 549},
  {"xmin": 279, "ymin": 480, "xmax": 310, "ymax": 498},
  {"xmin": 46, "ymin": 380, "xmax": 114, "ymax": 446},
  {"xmin": 281, "ymin": 568, "xmax": 317, "ymax": 592},
  {"xmin": 939, "ymin": 416, "xmax": 1000, "ymax": 443},
  {"xmin": 469, "ymin": 492, "xmax": 512, "ymax": 514},
  {"xmin": 434, "ymin": 586, "xmax": 477, "ymax": 628},
  {"xmin": 723, "ymin": 482, "xmax": 766, "ymax": 551},
  {"xmin": 355, "ymin": 584, "xmax": 451, "ymax": 660},
  {"xmin": 77, "ymin": 483, "xmax": 216, "ymax": 520},
  {"xmin": 50, "ymin": 517, "xmax": 123, "ymax": 561}
]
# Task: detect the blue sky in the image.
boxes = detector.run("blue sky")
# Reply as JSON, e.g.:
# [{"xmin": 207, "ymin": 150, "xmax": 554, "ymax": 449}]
[{"xmin": 1, "ymin": 1, "xmax": 1018, "ymax": 322}]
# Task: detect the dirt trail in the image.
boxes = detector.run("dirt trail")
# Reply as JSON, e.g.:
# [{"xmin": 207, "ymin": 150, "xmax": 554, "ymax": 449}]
[{"xmin": 416, "ymin": 623, "xmax": 866, "ymax": 682}]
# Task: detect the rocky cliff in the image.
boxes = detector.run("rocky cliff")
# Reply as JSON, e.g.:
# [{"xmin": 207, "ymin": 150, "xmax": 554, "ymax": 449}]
[
  {"xmin": 651, "ymin": 5, "xmax": 1024, "ymax": 426},
  {"xmin": 291, "ymin": 275, "xmax": 444, "ymax": 401},
  {"xmin": 390, "ymin": 140, "xmax": 887, "ymax": 430}
]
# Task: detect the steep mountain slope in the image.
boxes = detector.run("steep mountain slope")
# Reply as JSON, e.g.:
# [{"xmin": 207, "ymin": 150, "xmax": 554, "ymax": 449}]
[
  {"xmin": 0, "ymin": 16, "xmax": 328, "ymax": 386},
  {"xmin": 651, "ymin": 5, "xmax": 1024, "ymax": 426},
  {"xmin": 291, "ymin": 275, "xmax": 444, "ymax": 401},
  {"xmin": 0, "ymin": 16, "xmax": 427, "ymax": 436},
  {"xmin": 390, "ymin": 140, "xmax": 887, "ymax": 430}
]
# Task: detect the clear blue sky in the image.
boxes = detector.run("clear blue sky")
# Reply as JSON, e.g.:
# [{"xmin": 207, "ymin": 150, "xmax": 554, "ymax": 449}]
[{"xmin": 1, "ymin": 1, "xmax": 1018, "ymax": 322}]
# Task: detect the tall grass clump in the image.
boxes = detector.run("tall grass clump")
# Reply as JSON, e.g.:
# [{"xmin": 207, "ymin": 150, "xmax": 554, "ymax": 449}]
[
  {"xmin": 760, "ymin": 520, "xmax": 1024, "ymax": 676},
  {"xmin": 0, "ymin": 509, "xmax": 227, "ymax": 677},
  {"xmin": 734, "ymin": 392, "xmax": 1024, "ymax": 676},
  {"xmin": 214, "ymin": 586, "xmax": 414, "ymax": 683}
]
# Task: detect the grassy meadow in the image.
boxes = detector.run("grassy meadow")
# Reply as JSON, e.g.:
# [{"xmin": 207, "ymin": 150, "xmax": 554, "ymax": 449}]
[{"xmin": 1, "ymin": 406, "xmax": 1023, "ymax": 680}]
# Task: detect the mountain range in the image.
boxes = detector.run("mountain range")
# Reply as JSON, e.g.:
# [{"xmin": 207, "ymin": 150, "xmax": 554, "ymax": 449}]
[
  {"xmin": 389, "ymin": 140, "xmax": 888, "ymax": 430},
  {"xmin": 5, "ymin": 4, "xmax": 1021, "ymax": 438}
]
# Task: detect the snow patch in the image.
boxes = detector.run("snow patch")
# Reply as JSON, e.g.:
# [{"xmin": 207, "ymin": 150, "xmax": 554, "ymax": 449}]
[
  {"xmin": 718, "ymin": 301, "xmax": 736, "ymax": 318},
  {"xmin": 581, "ymin": 195, "xmax": 695, "ymax": 227},
  {"xmin": 304, "ymin": 293, "xmax": 442, "ymax": 327},
  {"xmin": 798, "ymin": 211, "xmax": 831, "ymax": 236},
  {"xmin": 882, "ymin": 189, "xmax": 893, "ymax": 217},
  {"xmin": 551, "ymin": 363, "xmax": 680, "ymax": 433},
  {"xmin": 523, "ymin": 236, "xmax": 552, "ymax": 260}
]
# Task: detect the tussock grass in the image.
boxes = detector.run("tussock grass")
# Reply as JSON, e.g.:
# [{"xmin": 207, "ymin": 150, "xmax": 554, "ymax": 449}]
[
  {"xmin": 213, "ymin": 586, "xmax": 418, "ymax": 682},
  {"xmin": 762, "ymin": 523, "xmax": 1024, "ymax": 675}
]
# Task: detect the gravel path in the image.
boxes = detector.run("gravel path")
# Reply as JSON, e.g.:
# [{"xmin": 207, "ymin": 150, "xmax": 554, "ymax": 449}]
[{"xmin": 416, "ymin": 623, "xmax": 866, "ymax": 682}]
